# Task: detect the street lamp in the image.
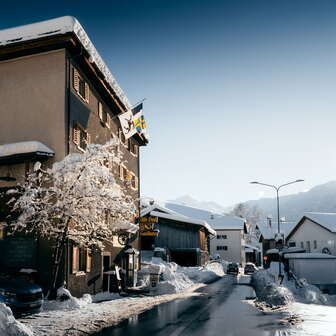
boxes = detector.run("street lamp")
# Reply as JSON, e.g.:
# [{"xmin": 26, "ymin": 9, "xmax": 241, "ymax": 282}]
[{"xmin": 250, "ymin": 179, "xmax": 304, "ymax": 277}]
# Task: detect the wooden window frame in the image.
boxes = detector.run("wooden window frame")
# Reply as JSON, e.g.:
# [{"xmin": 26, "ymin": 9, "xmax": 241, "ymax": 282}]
[
  {"xmin": 73, "ymin": 123, "xmax": 91, "ymax": 151},
  {"xmin": 98, "ymin": 102, "xmax": 111, "ymax": 129},
  {"xmin": 119, "ymin": 128, "xmax": 127, "ymax": 147},
  {"xmin": 129, "ymin": 172, "xmax": 138, "ymax": 190},
  {"xmin": 73, "ymin": 68, "xmax": 90, "ymax": 104},
  {"xmin": 130, "ymin": 141, "xmax": 138, "ymax": 157},
  {"xmin": 72, "ymin": 246, "xmax": 92, "ymax": 274}
]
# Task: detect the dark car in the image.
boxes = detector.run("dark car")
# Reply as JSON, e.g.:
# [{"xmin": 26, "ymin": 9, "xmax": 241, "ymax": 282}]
[
  {"xmin": 0, "ymin": 279, "xmax": 43, "ymax": 315},
  {"xmin": 227, "ymin": 263, "xmax": 239, "ymax": 275},
  {"xmin": 244, "ymin": 263, "xmax": 257, "ymax": 275}
]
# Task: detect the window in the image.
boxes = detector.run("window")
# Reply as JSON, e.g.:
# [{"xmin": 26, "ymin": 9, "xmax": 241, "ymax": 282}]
[
  {"xmin": 216, "ymin": 235, "xmax": 227, "ymax": 239},
  {"xmin": 119, "ymin": 128, "xmax": 127, "ymax": 146},
  {"xmin": 216, "ymin": 246, "xmax": 228, "ymax": 251},
  {"xmin": 73, "ymin": 124, "xmax": 91, "ymax": 151},
  {"xmin": 130, "ymin": 173, "xmax": 138, "ymax": 190},
  {"xmin": 119, "ymin": 164, "xmax": 128, "ymax": 180},
  {"xmin": 313, "ymin": 240, "xmax": 317, "ymax": 249},
  {"xmin": 130, "ymin": 143, "xmax": 138, "ymax": 156},
  {"xmin": 300, "ymin": 242, "xmax": 304, "ymax": 249},
  {"xmin": 98, "ymin": 102, "xmax": 111, "ymax": 128},
  {"xmin": 306, "ymin": 241, "xmax": 311, "ymax": 253},
  {"xmin": 288, "ymin": 241, "xmax": 296, "ymax": 247},
  {"xmin": 73, "ymin": 68, "xmax": 89, "ymax": 103},
  {"xmin": 72, "ymin": 246, "xmax": 92, "ymax": 273}
]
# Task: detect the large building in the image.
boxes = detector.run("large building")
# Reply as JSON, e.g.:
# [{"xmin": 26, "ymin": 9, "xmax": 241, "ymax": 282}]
[
  {"xmin": 208, "ymin": 216, "xmax": 247, "ymax": 265},
  {"xmin": 0, "ymin": 17, "xmax": 148, "ymax": 296}
]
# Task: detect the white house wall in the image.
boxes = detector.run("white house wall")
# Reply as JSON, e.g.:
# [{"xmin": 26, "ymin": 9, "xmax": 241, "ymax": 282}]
[
  {"xmin": 287, "ymin": 218, "xmax": 336, "ymax": 255},
  {"xmin": 288, "ymin": 259, "xmax": 336, "ymax": 284},
  {"xmin": 210, "ymin": 229, "xmax": 245, "ymax": 265}
]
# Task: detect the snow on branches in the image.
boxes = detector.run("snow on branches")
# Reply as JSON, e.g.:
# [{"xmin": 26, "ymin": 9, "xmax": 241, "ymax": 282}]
[{"xmin": 8, "ymin": 139, "xmax": 137, "ymax": 250}]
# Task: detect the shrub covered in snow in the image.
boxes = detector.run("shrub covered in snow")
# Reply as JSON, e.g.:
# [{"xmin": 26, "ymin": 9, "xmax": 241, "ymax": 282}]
[
  {"xmin": 0, "ymin": 303, "xmax": 33, "ymax": 336},
  {"xmin": 252, "ymin": 269, "xmax": 294, "ymax": 307}
]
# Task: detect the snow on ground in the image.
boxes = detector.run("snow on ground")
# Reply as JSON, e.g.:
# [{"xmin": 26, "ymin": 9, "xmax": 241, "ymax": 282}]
[
  {"xmin": 18, "ymin": 260, "xmax": 227, "ymax": 335},
  {"xmin": 252, "ymin": 262, "xmax": 336, "ymax": 335},
  {"xmin": 290, "ymin": 302, "xmax": 336, "ymax": 336},
  {"xmin": 20, "ymin": 285, "xmax": 205, "ymax": 336},
  {"xmin": 0, "ymin": 303, "xmax": 33, "ymax": 336}
]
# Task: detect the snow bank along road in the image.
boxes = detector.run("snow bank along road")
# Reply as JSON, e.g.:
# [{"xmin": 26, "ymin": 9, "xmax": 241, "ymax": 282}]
[
  {"xmin": 93, "ymin": 275, "xmax": 292, "ymax": 336},
  {"xmin": 18, "ymin": 283, "xmax": 214, "ymax": 336}
]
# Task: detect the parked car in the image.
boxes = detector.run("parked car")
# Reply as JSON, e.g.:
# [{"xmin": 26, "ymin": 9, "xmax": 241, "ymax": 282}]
[
  {"xmin": 244, "ymin": 263, "xmax": 257, "ymax": 275},
  {"xmin": 0, "ymin": 278, "xmax": 43, "ymax": 315},
  {"xmin": 227, "ymin": 263, "xmax": 239, "ymax": 275}
]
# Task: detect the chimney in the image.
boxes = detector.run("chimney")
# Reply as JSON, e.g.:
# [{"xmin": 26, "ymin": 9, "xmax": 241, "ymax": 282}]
[{"xmin": 267, "ymin": 216, "xmax": 272, "ymax": 228}]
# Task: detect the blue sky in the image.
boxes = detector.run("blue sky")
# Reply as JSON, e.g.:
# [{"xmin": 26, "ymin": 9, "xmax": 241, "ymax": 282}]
[{"xmin": 2, "ymin": 1, "xmax": 336, "ymax": 206}]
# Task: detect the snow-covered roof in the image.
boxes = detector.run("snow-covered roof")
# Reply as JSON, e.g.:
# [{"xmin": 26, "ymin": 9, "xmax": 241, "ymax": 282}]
[
  {"xmin": 141, "ymin": 203, "xmax": 216, "ymax": 236},
  {"xmin": 0, "ymin": 141, "xmax": 54, "ymax": 158},
  {"xmin": 0, "ymin": 16, "xmax": 131, "ymax": 110},
  {"xmin": 208, "ymin": 215, "xmax": 246, "ymax": 231},
  {"xmin": 140, "ymin": 204, "xmax": 181, "ymax": 218},
  {"xmin": 284, "ymin": 253, "xmax": 336, "ymax": 259},
  {"xmin": 256, "ymin": 221, "xmax": 296, "ymax": 240},
  {"xmin": 303, "ymin": 212, "xmax": 336, "ymax": 232}
]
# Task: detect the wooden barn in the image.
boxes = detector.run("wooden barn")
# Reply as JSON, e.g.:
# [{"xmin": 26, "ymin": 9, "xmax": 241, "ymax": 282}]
[{"xmin": 140, "ymin": 204, "xmax": 216, "ymax": 266}]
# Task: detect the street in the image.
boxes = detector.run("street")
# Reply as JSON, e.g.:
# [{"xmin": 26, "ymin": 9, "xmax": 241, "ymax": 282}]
[{"xmin": 94, "ymin": 275, "xmax": 292, "ymax": 336}]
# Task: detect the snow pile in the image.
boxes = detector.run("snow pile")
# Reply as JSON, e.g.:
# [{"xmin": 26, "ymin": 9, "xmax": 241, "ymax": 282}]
[
  {"xmin": 252, "ymin": 269, "xmax": 294, "ymax": 307},
  {"xmin": 154, "ymin": 261, "xmax": 194, "ymax": 295},
  {"xmin": 181, "ymin": 261, "xmax": 225, "ymax": 283},
  {"xmin": 283, "ymin": 276, "xmax": 336, "ymax": 306},
  {"xmin": 0, "ymin": 303, "xmax": 33, "ymax": 336},
  {"xmin": 43, "ymin": 287, "xmax": 92, "ymax": 311},
  {"xmin": 150, "ymin": 259, "xmax": 226, "ymax": 295}
]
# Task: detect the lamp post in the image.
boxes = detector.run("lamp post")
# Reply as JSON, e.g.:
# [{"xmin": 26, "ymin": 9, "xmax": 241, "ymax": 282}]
[{"xmin": 250, "ymin": 179, "xmax": 304, "ymax": 277}]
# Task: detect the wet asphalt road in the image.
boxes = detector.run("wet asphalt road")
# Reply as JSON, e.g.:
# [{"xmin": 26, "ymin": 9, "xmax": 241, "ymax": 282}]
[{"xmin": 94, "ymin": 275, "xmax": 292, "ymax": 336}]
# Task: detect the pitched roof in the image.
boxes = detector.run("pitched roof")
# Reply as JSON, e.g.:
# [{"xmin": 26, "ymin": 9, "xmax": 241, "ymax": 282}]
[
  {"xmin": 140, "ymin": 203, "xmax": 216, "ymax": 236},
  {"xmin": 304, "ymin": 212, "xmax": 336, "ymax": 232},
  {"xmin": 286, "ymin": 212, "xmax": 336, "ymax": 241},
  {"xmin": 208, "ymin": 215, "xmax": 247, "ymax": 231},
  {"xmin": 256, "ymin": 221, "xmax": 296, "ymax": 240}
]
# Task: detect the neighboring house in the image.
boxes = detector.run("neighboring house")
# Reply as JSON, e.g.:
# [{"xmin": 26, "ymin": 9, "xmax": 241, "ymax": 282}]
[
  {"xmin": 208, "ymin": 216, "xmax": 247, "ymax": 265},
  {"xmin": 286, "ymin": 213, "xmax": 336, "ymax": 255},
  {"xmin": 0, "ymin": 17, "xmax": 148, "ymax": 296},
  {"xmin": 140, "ymin": 204, "xmax": 216, "ymax": 266},
  {"xmin": 255, "ymin": 219, "xmax": 296, "ymax": 259}
]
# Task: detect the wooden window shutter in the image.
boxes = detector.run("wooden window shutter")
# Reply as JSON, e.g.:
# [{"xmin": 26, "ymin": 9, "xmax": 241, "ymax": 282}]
[
  {"xmin": 85, "ymin": 82, "xmax": 90, "ymax": 103},
  {"xmin": 106, "ymin": 113, "xmax": 111, "ymax": 128},
  {"xmin": 72, "ymin": 246, "xmax": 79, "ymax": 273},
  {"xmin": 86, "ymin": 249, "xmax": 92, "ymax": 273},
  {"xmin": 73, "ymin": 68, "xmax": 79, "ymax": 92},
  {"xmin": 73, "ymin": 126, "xmax": 80, "ymax": 145},
  {"xmin": 86, "ymin": 132, "xmax": 91, "ymax": 145},
  {"xmin": 98, "ymin": 102, "xmax": 103, "ymax": 120}
]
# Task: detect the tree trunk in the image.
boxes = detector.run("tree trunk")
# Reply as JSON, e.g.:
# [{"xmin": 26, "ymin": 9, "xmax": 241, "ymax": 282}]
[{"xmin": 47, "ymin": 217, "xmax": 71, "ymax": 299}]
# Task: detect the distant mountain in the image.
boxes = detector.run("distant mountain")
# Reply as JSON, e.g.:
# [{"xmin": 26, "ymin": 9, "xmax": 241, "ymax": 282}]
[
  {"xmin": 243, "ymin": 181, "xmax": 336, "ymax": 221},
  {"xmin": 167, "ymin": 195, "xmax": 231, "ymax": 214}
]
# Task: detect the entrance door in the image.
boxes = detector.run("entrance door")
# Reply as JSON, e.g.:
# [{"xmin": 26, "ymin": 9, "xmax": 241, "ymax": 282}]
[{"xmin": 102, "ymin": 255, "xmax": 111, "ymax": 291}]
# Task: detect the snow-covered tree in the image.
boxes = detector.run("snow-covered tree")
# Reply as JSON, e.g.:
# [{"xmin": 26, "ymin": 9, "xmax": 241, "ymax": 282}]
[{"xmin": 6, "ymin": 139, "xmax": 137, "ymax": 296}]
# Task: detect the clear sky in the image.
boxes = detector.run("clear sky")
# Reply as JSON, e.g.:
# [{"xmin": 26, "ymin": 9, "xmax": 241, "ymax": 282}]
[{"xmin": 2, "ymin": 0, "xmax": 336, "ymax": 207}]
